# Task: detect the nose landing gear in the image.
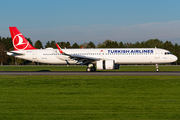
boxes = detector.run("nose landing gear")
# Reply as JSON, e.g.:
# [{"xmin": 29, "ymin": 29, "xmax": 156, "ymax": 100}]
[{"xmin": 156, "ymin": 64, "xmax": 159, "ymax": 72}]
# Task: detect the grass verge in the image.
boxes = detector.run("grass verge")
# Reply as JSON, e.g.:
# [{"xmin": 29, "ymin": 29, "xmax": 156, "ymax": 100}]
[{"xmin": 0, "ymin": 75, "xmax": 180, "ymax": 120}]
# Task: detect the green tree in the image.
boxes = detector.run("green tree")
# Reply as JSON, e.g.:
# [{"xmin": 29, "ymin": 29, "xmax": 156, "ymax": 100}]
[
  {"xmin": 99, "ymin": 39, "xmax": 118, "ymax": 48},
  {"xmin": 57, "ymin": 42, "xmax": 66, "ymax": 48},
  {"xmin": 144, "ymin": 39, "xmax": 163, "ymax": 48},
  {"xmin": 71, "ymin": 42, "xmax": 79, "ymax": 48},
  {"xmin": 45, "ymin": 41, "xmax": 51, "ymax": 48},
  {"xmin": 34, "ymin": 40, "xmax": 43, "ymax": 49},
  {"xmin": 80, "ymin": 42, "xmax": 88, "ymax": 48},
  {"xmin": 50, "ymin": 41, "xmax": 57, "ymax": 48},
  {"xmin": 140, "ymin": 41, "xmax": 146, "ymax": 48},
  {"xmin": 104, "ymin": 40, "xmax": 113, "ymax": 48},
  {"xmin": 26, "ymin": 38, "xmax": 33, "ymax": 46},
  {"xmin": 113, "ymin": 41, "xmax": 119, "ymax": 48},
  {"xmin": 16, "ymin": 58, "xmax": 25, "ymax": 65},
  {"xmin": 163, "ymin": 41, "xmax": 174, "ymax": 52},
  {"xmin": 45, "ymin": 40, "xmax": 56, "ymax": 48},
  {"xmin": 87, "ymin": 41, "xmax": 95, "ymax": 48},
  {"xmin": 0, "ymin": 43, "xmax": 8, "ymax": 65},
  {"xmin": 0, "ymin": 37, "xmax": 13, "ymax": 50},
  {"xmin": 124, "ymin": 42, "xmax": 133, "ymax": 48},
  {"xmin": 66, "ymin": 41, "xmax": 71, "ymax": 48},
  {"xmin": 119, "ymin": 41, "xmax": 125, "ymax": 48},
  {"xmin": 97, "ymin": 43, "xmax": 102, "ymax": 48},
  {"xmin": 134, "ymin": 41, "xmax": 140, "ymax": 48}
]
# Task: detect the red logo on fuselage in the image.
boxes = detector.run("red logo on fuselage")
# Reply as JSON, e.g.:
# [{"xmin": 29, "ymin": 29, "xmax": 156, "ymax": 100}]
[{"xmin": 13, "ymin": 34, "xmax": 29, "ymax": 50}]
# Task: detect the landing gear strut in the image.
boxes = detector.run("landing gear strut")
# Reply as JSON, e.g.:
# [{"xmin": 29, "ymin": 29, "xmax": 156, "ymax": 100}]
[
  {"xmin": 156, "ymin": 64, "xmax": 159, "ymax": 72},
  {"xmin": 86, "ymin": 64, "xmax": 96, "ymax": 72}
]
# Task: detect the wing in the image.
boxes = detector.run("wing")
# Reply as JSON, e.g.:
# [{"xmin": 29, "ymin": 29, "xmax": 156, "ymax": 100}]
[{"xmin": 56, "ymin": 44, "xmax": 102, "ymax": 65}]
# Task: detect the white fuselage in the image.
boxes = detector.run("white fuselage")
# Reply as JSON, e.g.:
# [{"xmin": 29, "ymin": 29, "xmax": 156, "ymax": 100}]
[{"xmin": 7, "ymin": 48, "xmax": 178, "ymax": 65}]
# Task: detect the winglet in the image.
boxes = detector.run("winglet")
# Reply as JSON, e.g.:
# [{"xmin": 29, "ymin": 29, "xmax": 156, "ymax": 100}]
[{"xmin": 56, "ymin": 44, "xmax": 64, "ymax": 53}]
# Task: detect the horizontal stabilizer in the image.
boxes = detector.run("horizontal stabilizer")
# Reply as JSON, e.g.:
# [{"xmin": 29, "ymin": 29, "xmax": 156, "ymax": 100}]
[{"xmin": 6, "ymin": 51, "xmax": 24, "ymax": 56}]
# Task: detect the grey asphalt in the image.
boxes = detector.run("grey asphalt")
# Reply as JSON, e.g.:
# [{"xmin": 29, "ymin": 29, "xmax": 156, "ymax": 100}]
[{"xmin": 0, "ymin": 71, "xmax": 180, "ymax": 75}]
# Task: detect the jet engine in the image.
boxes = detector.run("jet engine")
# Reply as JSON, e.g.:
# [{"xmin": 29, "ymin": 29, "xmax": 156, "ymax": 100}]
[{"xmin": 96, "ymin": 60, "xmax": 119, "ymax": 70}]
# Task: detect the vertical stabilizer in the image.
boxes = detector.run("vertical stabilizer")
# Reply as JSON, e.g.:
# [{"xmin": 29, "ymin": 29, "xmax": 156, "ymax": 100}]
[{"xmin": 9, "ymin": 27, "xmax": 36, "ymax": 51}]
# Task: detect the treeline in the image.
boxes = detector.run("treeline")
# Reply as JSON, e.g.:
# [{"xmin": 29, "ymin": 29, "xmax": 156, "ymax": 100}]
[{"xmin": 0, "ymin": 36, "xmax": 180, "ymax": 65}]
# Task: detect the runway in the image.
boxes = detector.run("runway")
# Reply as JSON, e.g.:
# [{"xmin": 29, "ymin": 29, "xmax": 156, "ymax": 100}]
[{"xmin": 0, "ymin": 71, "xmax": 180, "ymax": 75}]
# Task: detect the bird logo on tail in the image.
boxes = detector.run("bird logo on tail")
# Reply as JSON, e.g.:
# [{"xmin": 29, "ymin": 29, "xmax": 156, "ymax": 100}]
[{"xmin": 13, "ymin": 34, "xmax": 29, "ymax": 50}]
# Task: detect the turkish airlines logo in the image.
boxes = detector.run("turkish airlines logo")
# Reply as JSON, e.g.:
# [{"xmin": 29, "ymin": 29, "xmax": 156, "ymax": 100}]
[{"xmin": 13, "ymin": 34, "xmax": 29, "ymax": 50}]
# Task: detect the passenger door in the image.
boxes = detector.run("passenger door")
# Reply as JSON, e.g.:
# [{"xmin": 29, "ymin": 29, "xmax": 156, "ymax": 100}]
[{"xmin": 32, "ymin": 51, "xmax": 37, "ymax": 59}]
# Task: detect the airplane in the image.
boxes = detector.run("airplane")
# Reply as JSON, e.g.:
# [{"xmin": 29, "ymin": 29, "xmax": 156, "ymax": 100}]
[{"xmin": 7, "ymin": 27, "xmax": 178, "ymax": 72}]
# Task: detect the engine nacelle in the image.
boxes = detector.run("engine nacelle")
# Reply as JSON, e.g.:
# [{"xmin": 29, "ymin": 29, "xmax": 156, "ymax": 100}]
[{"xmin": 96, "ymin": 60, "xmax": 119, "ymax": 70}]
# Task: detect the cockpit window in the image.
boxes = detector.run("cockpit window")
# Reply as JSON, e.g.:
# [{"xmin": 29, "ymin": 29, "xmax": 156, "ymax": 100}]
[{"xmin": 165, "ymin": 52, "xmax": 172, "ymax": 55}]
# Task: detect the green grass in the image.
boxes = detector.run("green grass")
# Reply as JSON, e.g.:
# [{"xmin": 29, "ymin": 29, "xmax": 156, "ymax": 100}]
[
  {"xmin": 0, "ymin": 65, "xmax": 86, "ymax": 71},
  {"xmin": 118, "ymin": 65, "xmax": 180, "ymax": 71},
  {"xmin": 0, "ymin": 75, "xmax": 180, "ymax": 120},
  {"xmin": 0, "ymin": 65, "xmax": 180, "ymax": 71}
]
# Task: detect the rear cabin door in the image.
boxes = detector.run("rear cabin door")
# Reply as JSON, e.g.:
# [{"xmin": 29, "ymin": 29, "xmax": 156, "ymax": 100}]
[{"xmin": 32, "ymin": 51, "xmax": 37, "ymax": 59}]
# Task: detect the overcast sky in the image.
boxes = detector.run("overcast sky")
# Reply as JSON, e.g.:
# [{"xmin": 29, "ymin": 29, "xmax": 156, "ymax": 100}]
[{"xmin": 1, "ymin": 0, "xmax": 180, "ymax": 46}]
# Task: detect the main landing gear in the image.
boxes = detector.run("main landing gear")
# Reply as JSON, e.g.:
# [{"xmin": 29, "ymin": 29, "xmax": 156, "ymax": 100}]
[
  {"xmin": 156, "ymin": 64, "xmax": 159, "ymax": 72},
  {"xmin": 86, "ymin": 64, "xmax": 96, "ymax": 72},
  {"xmin": 86, "ymin": 67, "xmax": 96, "ymax": 72}
]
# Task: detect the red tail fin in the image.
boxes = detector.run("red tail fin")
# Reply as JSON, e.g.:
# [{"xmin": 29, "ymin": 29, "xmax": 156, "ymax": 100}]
[{"xmin": 9, "ymin": 27, "xmax": 36, "ymax": 51}]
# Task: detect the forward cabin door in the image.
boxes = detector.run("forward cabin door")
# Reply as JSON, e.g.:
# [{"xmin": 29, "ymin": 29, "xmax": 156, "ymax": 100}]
[{"xmin": 155, "ymin": 49, "xmax": 160, "ymax": 59}]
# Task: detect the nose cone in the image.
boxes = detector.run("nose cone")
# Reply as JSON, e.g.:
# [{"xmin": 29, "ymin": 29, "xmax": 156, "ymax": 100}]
[{"xmin": 172, "ymin": 55, "xmax": 178, "ymax": 62}]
